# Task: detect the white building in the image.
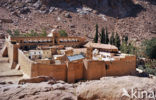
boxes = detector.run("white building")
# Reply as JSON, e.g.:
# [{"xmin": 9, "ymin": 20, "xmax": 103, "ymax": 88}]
[{"xmin": 29, "ymin": 50, "xmax": 43, "ymax": 60}]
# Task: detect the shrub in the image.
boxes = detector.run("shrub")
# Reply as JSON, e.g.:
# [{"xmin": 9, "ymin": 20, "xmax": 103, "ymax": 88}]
[
  {"xmin": 40, "ymin": 29, "xmax": 47, "ymax": 37},
  {"xmin": 6, "ymin": 29, "xmax": 13, "ymax": 36},
  {"xmin": 137, "ymin": 59, "xmax": 156, "ymax": 76},
  {"xmin": 144, "ymin": 67, "xmax": 156, "ymax": 76},
  {"xmin": 120, "ymin": 41, "xmax": 136, "ymax": 54},
  {"xmin": 13, "ymin": 29, "xmax": 20, "ymax": 37},
  {"xmin": 58, "ymin": 30, "xmax": 68, "ymax": 37},
  {"xmin": 144, "ymin": 38, "xmax": 156, "ymax": 59},
  {"xmin": 30, "ymin": 30, "xmax": 38, "ymax": 37}
]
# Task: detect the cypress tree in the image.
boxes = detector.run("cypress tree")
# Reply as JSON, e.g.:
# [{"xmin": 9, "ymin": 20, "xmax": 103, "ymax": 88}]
[
  {"xmin": 115, "ymin": 33, "xmax": 121, "ymax": 49},
  {"xmin": 94, "ymin": 24, "xmax": 99, "ymax": 43},
  {"xmin": 125, "ymin": 35, "xmax": 128, "ymax": 43},
  {"xmin": 101, "ymin": 27, "xmax": 105, "ymax": 44},
  {"xmin": 105, "ymin": 27, "xmax": 109, "ymax": 44},
  {"xmin": 110, "ymin": 32, "xmax": 115, "ymax": 45}
]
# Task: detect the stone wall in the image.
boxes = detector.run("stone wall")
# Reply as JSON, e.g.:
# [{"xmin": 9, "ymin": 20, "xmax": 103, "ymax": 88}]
[
  {"xmin": 83, "ymin": 55, "xmax": 136, "ymax": 80},
  {"xmin": 18, "ymin": 49, "xmax": 67, "ymax": 80},
  {"xmin": 5, "ymin": 39, "xmax": 19, "ymax": 69},
  {"xmin": 32, "ymin": 63, "xmax": 67, "ymax": 81},
  {"xmin": 57, "ymin": 37, "xmax": 86, "ymax": 47},
  {"xmin": 106, "ymin": 55, "xmax": 136, "ymax": 76},
  {"xmin": 66, "ymin": 60, "xmax": 84, "ymax": 83},
  {"xmin": 83, "ymin": 59, "xmax": 106, "ymax": 80},
  {"xmin": 18, "ymin": 49, "xmax": 34, "ymax": 77}
]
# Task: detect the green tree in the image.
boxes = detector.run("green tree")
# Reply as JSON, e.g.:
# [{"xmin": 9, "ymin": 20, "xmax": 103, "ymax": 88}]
[
  {"xmin": 59, "ymin": 30, "xmax": 68, "ymax": 37},
  {"xmin": 94, "ymin": 24, "xmax": 99, "ymax": 43},
  {"xmin": 120, "ymin": 40, "xmax": 128, "ymax": 53},
  {"xmin": 127, "ymin": 43, "xmax": 136, "ymax": 54},
  {"xmin": 115, "ymin": 33, "xmax": 121, "ymax": 49},
  {"xmin": 120, "ymin": 40, "xmax": 136, "ymax": 55},
  {"xmin": 110, "ymin": 32, "xmax": 115, "ymax": 45},
  {"xmin": 13, "ymin": 29, "xmax": 20, "ymax": 37},
  {"xmin": 6, "ymin": 29, "xmax": 13, "ymax": 36},
  {"xmin": 30, "ymin": 30, "xmax": 38, "ymax": 37},
  {"xmin": 40, "ymin": 29, "xmax": 47, "ymax": 37},
  {"xmin": 100, "ymin": 27, "xmax": 105, "ymax": 44},
  {"xmin": 125, "ymin": 35, "xmax": 128, "ymax": 43},
  {"xmin": 144, "ymin": 38, "xmax": 156, "ymax": 59},
  {"xmin": 105, "ymin": 28, "xmax": 109, "ymax": 44}
]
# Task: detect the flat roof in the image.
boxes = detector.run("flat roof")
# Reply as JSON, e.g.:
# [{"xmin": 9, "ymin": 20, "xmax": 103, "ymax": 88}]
[{"xmin": 67, "ymin": 54, "xmax": 85, "ymax": 62}]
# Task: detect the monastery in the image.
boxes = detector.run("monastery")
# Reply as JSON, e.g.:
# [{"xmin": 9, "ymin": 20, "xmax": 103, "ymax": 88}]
[{"xmin": 1, "ymin": 31, "xmax": 136, "ymax": 83}]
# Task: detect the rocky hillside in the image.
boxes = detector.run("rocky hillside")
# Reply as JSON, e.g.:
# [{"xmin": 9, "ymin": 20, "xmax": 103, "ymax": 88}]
[
  {"xmin": 1, "ymin": 76, "xmax": 156, "ymax": 100},
  {"xmin": 0, "ymin": 0, "xmax": 155, "ymax": 45}
]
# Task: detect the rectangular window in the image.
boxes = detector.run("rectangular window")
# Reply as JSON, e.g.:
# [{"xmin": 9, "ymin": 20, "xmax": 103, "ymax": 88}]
[{"xmin": 105, "ymin": 64, "xmax": 109, "ymax": 70}]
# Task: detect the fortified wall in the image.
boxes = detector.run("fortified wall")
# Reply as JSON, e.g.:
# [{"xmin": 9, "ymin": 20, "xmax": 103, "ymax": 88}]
[
  {"xmin": 1, "ymin": 35, "xmax": 136, "ymax": 83},
  {"xmin": 83, "ymin": 55, "xmax": 136, "ymax": 80},
  {"xmin": 18, "ymin": 49, "xmax": 136, "ymax": 83}
]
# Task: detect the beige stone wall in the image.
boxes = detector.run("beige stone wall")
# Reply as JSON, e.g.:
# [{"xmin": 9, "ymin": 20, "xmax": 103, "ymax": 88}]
[
  {"xmin": 66, "ymin": 60, "xmax": 84, "ymax": 83},
  {"xmin": 35, "ymin": 59, "xmax": 51, "ymax": 64},
  {"xmin": 83, "ymin": 55, "xmax": 136, "ymax": 80},
  {"xmin": 1, "ymin": 45, "xmax": 8, "ymax": 57},
  {"xmin": 106, "ymin": 55, "xmax": 136, "ymax": 76},
  {"xmin": 57, "ymin": 37, "xmax": 86, "ymax": 47},
  {"xmin": 42, "ymin": 49, "xmax": 52, "ymax": 59},
  {"xmin": 31, "ymin": 63, "xmax": 67, "ymax": 81},
  {"xmin": 5, "ymin": 40, "xmax": 19, "ymax": 69},
  {"xmin": 65, "ymin": 49, "xmax": 73, "ymax": 56},
  {"xmin": 83, "ymin": 59, "xmax": 106, "ymax": 80},
  {"xmin": 18, "ymin": 49, "xmax": 34, "ymax": 77},
  {"xmin": 10, "ymin": 37, "xmax": 53, "ymax": 43},
  {"xmin": 18, "ymin": 49, "xmax": 67, "ymax": 80}
]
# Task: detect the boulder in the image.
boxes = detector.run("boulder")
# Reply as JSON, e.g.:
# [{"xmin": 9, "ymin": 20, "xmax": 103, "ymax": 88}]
[
  {"xmin": 20, "ymin": 7, "xmax": 31, "ymax": 14},
  {"xmin": 0, "ymin": 81, "xmax": 6, "ymax": 85},
  {"xmin": 64, "ymin": 13, "xmax": 72, "ymax": 18},
  {"xmin": 25, "ymin": 0, "xmax": 37, "ymax": 3},
  {"xmin": 18, "ymin": 76, "xmax": 55, "ymax": 84},
  {"xmin": 49, "ymin": 7, "xmax": 55, "ymax": 13},
  {"xmin": 33, "ymin": 0, "xmax": 41, "ymax": 9},
  {"xmin": 0, "ymin": 19, "xmax": 13, "ymax": 23}
]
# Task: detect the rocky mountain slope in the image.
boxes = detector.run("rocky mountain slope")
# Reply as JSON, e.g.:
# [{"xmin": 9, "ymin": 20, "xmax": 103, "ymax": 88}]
[{"xmin": 0, "ymin": 0, "xmax": 155, "ymax": 45}]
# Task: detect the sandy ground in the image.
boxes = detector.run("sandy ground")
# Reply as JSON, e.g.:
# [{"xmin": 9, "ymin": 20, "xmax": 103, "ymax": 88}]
[{"xmin": 0, "ymin": 57, "xmax": 23, "ymax": 83}]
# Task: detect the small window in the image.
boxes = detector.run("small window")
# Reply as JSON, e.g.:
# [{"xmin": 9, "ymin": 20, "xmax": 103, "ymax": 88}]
[{"xmin": 105, "ymin": 64, "xmax": 109, "ymax": 70}]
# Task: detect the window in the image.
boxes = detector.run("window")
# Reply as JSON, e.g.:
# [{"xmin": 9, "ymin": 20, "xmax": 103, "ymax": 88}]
[{"xmin": 105, "ymin": 64, "xmax": 109, "ymax": 70}]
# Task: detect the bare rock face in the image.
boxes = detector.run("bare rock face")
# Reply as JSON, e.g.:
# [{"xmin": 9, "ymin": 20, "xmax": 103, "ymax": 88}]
[
  {"xmin": 0, "ymin": 81, "xmax": 76, "ymax": 100},
  {"xmin": 76, "ymin": 76, "xmax": 156, "ymax": 100},
  {"xmin": 1, "ymin": 76, "xmax": 156, "ymax": 100},
  {"xmin": 63, "ymin": 0, "xmax": 142, "ymax": 18},
  {"xmin": 0, "ymin": 0, "xmax": 143, "ymax": 18}
]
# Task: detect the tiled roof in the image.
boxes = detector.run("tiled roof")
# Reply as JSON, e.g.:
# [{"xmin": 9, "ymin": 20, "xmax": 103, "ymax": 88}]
[{"xmin": 84, "ymin": 42, "xmax": 118, "ymax": 51}]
